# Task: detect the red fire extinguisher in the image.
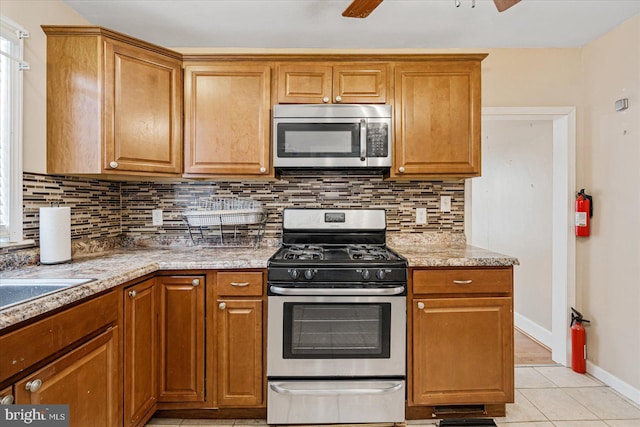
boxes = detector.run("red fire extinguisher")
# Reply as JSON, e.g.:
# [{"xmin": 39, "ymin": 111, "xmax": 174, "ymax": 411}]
[
  {"xmin": 570, "ymin": 307, "xmax": 590, "ymax": 374},
  {"xmin": 575, "ymin": 189, "xmax": 593, "ymax": 237}
]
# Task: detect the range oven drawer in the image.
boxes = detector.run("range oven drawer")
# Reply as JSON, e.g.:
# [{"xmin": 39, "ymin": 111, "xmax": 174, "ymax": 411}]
[{"xmin": 267, "ymin": 379, "xmax": 405, "ymax": 424}]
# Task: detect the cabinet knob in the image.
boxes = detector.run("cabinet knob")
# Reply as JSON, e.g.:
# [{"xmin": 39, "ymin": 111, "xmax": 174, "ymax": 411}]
[
  {"xmin": 25, "ymin": 379, "xmax": 42, "ymax": 393},
  {"xmin": 398, "ymin": 166, "xmax": 405, "ymax": 174},
  {"xmin": 192, "ymin": 279, "xmax": 200, "ymax": 286},
  {"xmin": 109, "ymin": 161, "xmax": 119, "ymax": 169},
  {"xmin": 219, "ymin": 302, "xmax": 226, "ymax": 310},
  {"xmin": 259, "ymin": 167, "xmax": 266, "ymax": 174},
  {"xmin": 0, "ymin": 395, "xmax": 14, "ymax": 405},
  {"xmin": 417, "ymin": 302, "xmax": 425, "ymax": 310},
  {"xmin": 322, "ymin": 96, "xmax": 330, "ymax": 103},
  {"xmin": 335, "ymin": 95, "xmax": 342, "ymax": 103},
  {"xmin": 128, "ymin": 290, "xmax": 137, "ymax": 298}
]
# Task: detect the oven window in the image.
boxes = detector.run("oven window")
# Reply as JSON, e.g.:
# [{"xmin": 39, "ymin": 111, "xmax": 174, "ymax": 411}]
[
  {"xmin": 282, "ymin": 303, "xmax": 391, "ymax": 359},
  {"xmin": 277, "ymin": 123, "xmax": 360, "ymax": 157}
]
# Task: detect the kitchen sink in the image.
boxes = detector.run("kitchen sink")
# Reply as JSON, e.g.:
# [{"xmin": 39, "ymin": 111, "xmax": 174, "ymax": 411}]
[{"xmin": 0, "ymin": 278, "xmax": 95, "ymax": 310}]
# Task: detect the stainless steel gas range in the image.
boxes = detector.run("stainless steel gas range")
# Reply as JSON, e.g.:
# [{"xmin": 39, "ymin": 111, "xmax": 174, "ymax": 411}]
[{"xmin": 266, "ymin": 208, "xmax": 408, "ymax": 425}]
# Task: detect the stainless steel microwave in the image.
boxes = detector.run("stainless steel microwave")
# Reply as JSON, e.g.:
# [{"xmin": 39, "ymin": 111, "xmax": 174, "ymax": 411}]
[{"xmin": 273, "ymin": 104, "xmax": 392, "ymax": 169}]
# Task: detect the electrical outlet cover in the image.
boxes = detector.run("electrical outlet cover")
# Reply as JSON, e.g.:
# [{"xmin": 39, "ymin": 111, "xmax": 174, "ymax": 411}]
[
  {"xmin": 152, "ymin": 209, "xmax": 163, "ymax": 226},
  {"xmin": 440, "ymin": 196, "xmax": 452, "ymax": 213},
  {"xmin": 416, "ymin": 207, "xmax": 427, "ymax": 225}
]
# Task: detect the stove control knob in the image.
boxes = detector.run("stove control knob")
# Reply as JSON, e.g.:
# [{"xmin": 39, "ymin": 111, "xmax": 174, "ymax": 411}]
[
  {"xmin": 304, "ymin": 269, "xmax": 315, "ymax": 280},
  {"xmin": 376, "ymin": 269, "xmax": 386, "ymax": 280},
  {"xmin": 289, "ymin": 269, "xmax": 300, "ymax": 280},
  {"xmin": 361, "ymin": 269, "xmax": 371, "ymax": 280}
]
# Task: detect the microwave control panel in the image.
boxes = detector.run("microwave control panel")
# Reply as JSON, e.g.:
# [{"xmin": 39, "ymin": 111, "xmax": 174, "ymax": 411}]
[{"xmin": 367, "ymin": 123, "xmax": 389, "ymax": 157}]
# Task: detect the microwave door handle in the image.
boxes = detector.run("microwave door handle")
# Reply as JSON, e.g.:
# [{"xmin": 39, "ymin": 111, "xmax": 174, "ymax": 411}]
[{"xmin": 360, "ymin": 119, "xmax": 367, "ymax": 162}]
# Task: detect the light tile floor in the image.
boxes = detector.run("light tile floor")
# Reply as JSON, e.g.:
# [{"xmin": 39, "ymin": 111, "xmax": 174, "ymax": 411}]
[{"xmin": 145, "ymin": 366, "xmax": 640, "ymax": 427}]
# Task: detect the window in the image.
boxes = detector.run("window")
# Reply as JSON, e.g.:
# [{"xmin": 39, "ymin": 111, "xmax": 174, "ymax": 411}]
[{"xmin": 0, "ymin": 16, "xmax": 28, "ymax": 244}]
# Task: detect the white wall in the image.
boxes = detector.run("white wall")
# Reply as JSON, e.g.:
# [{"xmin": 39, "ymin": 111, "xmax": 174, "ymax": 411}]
[
  {"xmin": 579, "ymin": 15, "xmax": 640, "ymax": 398},
  {"xmin": 472, "ymin": 120, "xmax": 554, "ymax": 332},
  {"xmin": 2, "ymin": 0, "xmax": 89, "ymax": 174}
]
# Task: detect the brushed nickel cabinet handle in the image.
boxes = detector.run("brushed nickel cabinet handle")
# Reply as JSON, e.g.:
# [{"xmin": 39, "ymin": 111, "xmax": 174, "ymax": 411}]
[
  {"xmin": 259, "ymin": 167, "xmax": 267, "ymax": 173},
  {"xmin": 453, "ymin": 280, "xmax": 473, "ymax": 285},
  {"xmin": 0, "ymin": 395, "xmax": 14, "ymax": 405},
  {"xmin": 109, "ymin": 161, "xmax": 118, "ymax": 169},
  {"xmin": 322, "ymin": 96, "xmax": 330, "ymax": 103},
  {"xmin": 335, "ymin": 95, "xmax": 342, "ymax": 102},
  {"xmin": 25, "ymin": 379, "xmax": 42, "ymax": 393},
  {"xmin": 417, "ymin": 302, "xmax": 425, "ymax": 309},
  {"xmin": 192, "ymin": 279, "xmax": 200, "ymax": 286},
  {"xmin": 230, "ymin": 282, "xmax": 250, "ymax": 287},
  {"xmin": 398, "ymin": 166, "xmax": 405, "ymax": 173},
  {"xmin": 219, "ymin": 302, "xmax": 226, "ymax": 310},
  {"xmin": 128, "ymin": 290, "xmax": 137, "ymax": 298}
]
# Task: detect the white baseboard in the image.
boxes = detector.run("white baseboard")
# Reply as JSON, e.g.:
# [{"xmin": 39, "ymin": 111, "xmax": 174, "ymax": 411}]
[
  {"xmin": 587, "ymin": 361, "xmax": 640, "ymax": 406},
  {"xmin": 514, "ymin": 312, "xmax": 553, "ymax": 349}
]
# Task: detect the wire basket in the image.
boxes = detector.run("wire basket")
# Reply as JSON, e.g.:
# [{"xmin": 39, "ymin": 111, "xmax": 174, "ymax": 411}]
[{"xmin": 182, "ymin": 197, "xmax": 267, "ymax": 247}]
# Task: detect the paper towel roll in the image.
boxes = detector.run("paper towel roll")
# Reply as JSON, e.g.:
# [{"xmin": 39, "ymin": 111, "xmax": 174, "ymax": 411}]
[{"xmin": 39, "ymin": 206, "xmax": 71, "ymax": 264}]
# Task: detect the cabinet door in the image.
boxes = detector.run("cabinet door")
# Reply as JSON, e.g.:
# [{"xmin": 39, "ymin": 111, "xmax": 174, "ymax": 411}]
[
  {"xmin": 333, "ymin": 63, "xmax": 388, "ymax": 103},
  {"xmin": 104, "ymin": 39, "xmax": 183, "ymax": 174},
  {"xmin": 216, "ymin": 299, "xmax": 264, "ymax": 407},
  {"xmin": 158, "ymin": 276, "xmax": 205, "ymax": 403},
  {"xmin": 411, "ymin": 297, "xmax": 513, "ymax": 405},
  {"xmin": 394, "ymin": 61, "xmax": 481, "ymax": 178},
  {"xmin": 124, "ymin": 279, "xmax": 157, "ymax": 426},
  {"xmin": 184, "ymin": 64, "xmax": 271, "ymax": 176},
  {"xmin": 277, "ymin": 63, "xmax": 333, "ymax": 103},
  {"xmin": 15, "ymin": 329, "xmax": 119, "ymax": 427}
]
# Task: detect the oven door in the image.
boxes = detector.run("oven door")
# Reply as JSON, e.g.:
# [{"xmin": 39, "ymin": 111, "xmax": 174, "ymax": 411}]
[{"xmin": 267, "ymin": 293, "xmax": 406, "ymax": 377}]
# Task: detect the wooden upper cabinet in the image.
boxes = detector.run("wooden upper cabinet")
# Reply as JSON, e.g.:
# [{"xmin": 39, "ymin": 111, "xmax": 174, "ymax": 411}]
[
  {"xmin": 43, "ymin": 26, "xmax": 183, "ymax": 176},
  {"xmin": 393, "ymin": 58, "xmax": 484, "ymax": 179},
  {"xmin": 104, "ymin": 40, "xmax": 182, "ymax": 174},
  {"xmin": 183, "ymin": 63, "xmax": 272, "ymax": 177},
  {"xmin": 277, "ymin": 62, "xmax": 388, "ymax": 104}
]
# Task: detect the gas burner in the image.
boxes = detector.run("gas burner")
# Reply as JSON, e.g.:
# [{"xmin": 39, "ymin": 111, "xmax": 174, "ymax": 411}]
[
  {"xmin": 283, "ymin": 245, "xmax": 324, "ymax": 261},
  {"xmin": 347, "ymin": 245, "xmax": 390, "ymax": 261}
]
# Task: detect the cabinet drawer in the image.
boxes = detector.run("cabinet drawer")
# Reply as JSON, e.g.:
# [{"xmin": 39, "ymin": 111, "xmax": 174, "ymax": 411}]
[
  {"xmin": 216, "ymin": 271, "xmax": 264, "ymax": 297},
  {"xmin": 412, "ymin": 268, "xmax": 512, "ymax": 295},
  {"xmin": 0, "ymin": 290, "xmax": 119, "ymax": 382}
]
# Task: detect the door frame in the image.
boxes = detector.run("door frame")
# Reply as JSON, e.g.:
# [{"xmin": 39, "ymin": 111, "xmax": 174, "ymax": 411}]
[{"xmin": 465, "ymin": 106, "xmax": 576, "ymax": 366}]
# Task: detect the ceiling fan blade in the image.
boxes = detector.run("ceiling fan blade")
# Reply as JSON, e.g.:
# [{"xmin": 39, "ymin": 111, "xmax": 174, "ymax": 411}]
[
  {"xmin": 493, "ymin": 0, "xmax": 521, "ymax": 12},
  {"xmin": 342, "ymin": 0, "xmax": 384, "ymax": 18}
]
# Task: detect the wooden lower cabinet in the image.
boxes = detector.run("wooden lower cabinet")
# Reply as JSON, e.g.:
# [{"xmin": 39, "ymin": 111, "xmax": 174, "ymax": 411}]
[
  {"xmin": 216, "ymin": 299, "xmax": 264, "ymax": 407},
  {"xmin": 124, "ymin": 278, "xmax": 158, "ymax": 426},
  {"xmin": 213, "ymin": 270, "xmax": 265, "ymax": 408},
  {"xmin": 157, "ymin": 275, "xmax": 205, "ymax": 403},
  {"xmin": 15, "ymin": 328, "xmax": 119, "ymax": 427},
  {"xmin": 409, "ymin": 267, "xmax": 514, "ymax": 409}
]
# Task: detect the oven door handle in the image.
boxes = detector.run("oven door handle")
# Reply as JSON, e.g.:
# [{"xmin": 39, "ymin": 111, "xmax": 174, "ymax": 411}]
[
  {"xmin": 269, "ymin": 381, "xmax": 403, "ymax": 396},
  {"xmin": 269, "ymin": 286, "xmax": 405, "ymax": 296}
]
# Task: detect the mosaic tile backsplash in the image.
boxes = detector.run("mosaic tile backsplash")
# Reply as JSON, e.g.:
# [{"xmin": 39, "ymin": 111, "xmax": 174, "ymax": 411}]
[{"xmin": 12, "ymin": 172, "xmax": 464, "ymax": 253}]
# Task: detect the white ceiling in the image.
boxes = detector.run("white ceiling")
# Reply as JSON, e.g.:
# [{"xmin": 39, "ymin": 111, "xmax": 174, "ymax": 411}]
[{"xmin": 62, "ymin": 0, "xmax": 640, "ymax": 50}]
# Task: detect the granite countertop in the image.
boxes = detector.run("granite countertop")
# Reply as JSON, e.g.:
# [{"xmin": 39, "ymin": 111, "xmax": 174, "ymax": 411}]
[
  {"xmin": 392, "ymin": 244, "xmax": 520, "ymax": 268},
  {"xmin": 0, "ymin": 240, "xmax": 518, "ymax": 331},
  {"xmin": 0, "ymin": 246, "xmax": 278, "ymax": 330}
]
